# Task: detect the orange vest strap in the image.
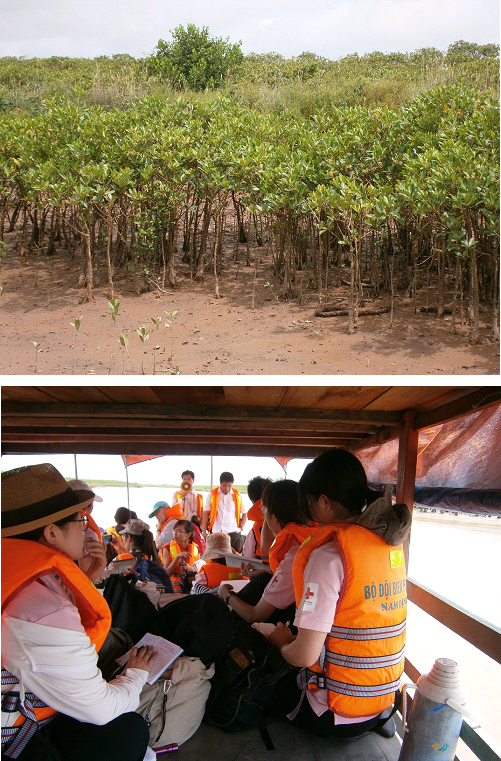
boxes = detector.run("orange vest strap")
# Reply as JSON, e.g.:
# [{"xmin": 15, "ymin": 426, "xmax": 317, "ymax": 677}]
[
  {"xmin": 84, "ymin": 512, "xmax": 103, "ymax": 543},
  {"xmin": 268, "ymin": 523, "xmax": 313, "ymax": 574}
]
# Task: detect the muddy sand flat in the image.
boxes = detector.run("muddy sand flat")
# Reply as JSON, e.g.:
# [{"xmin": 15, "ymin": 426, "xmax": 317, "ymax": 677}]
[{"xmin": 1, "ymin": 246, "xmax": 498, "ymax": 376}]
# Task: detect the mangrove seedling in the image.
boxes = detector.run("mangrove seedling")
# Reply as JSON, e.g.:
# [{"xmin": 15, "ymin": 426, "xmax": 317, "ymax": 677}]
[
  {"xmin": 33, "ymin": 341, "xmax": 41, "ymax": 374},
  {"xmin": 108, "ymin": 299, "xmax": 120, "ymax": 322},
  {"xmin": 164, "ymin": 310, "xmax": 178, "ymax": 364},
  {"xmin": 70, "ymin": 316, "xmax": 83, "ymax": 374},
  {"xmin": 264, "ymin": 281, "xmax": 287, "ymax": 318},
  {"xmin": 118, "ymin": 333, "xmax": 135, "ymax": 374},
  {"xmin": 137, "ymin": 325, "xmax": 149, "ymax": 374}
]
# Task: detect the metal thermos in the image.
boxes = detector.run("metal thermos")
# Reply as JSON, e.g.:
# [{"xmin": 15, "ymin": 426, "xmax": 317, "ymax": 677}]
[{"xmin": 398, "ymin": 658, "xmax": 476, "ymax": 761}]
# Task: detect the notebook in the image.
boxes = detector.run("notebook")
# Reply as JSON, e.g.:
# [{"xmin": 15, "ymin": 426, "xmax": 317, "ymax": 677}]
[{"xmin": 116, "ymin": 633, "xmax": 183, "ymax": 684}]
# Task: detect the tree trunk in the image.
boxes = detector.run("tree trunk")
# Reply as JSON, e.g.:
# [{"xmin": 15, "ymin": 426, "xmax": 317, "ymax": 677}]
[
  {"xmin": 81, "ymin": 215, "xmax": 95, "ymax": 303},
  {"xmin": 106, "ymin": 209, "xmax": 115, "ymax": 299}
]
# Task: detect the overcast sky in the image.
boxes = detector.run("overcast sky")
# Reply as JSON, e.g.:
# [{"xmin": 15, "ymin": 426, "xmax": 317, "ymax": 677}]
[
  {"xmin": 0, "ymin": 452, "xmax": 311, "ymax": 487},
  {"xmin": 1, "ymin": 0, "xmax": 499, "ymax": 60}
]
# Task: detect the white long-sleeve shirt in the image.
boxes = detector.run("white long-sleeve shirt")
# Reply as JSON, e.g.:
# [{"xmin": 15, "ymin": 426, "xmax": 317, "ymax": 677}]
[{"xmin": 1, "ymin": 573, "xmax": 148, "ymax": 728}]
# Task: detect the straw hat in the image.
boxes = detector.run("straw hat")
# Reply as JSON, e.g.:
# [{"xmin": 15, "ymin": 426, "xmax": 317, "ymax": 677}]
[
  {"xmin": 67, "ymin": 478, "xmax": 103, "ymax": 502},
  {"xmin": 202, "ymin": 532, "xmax": 235, "ymax": 561},
  {"xmin": 1, "ymin": 464, "xmax": 95, "ymax": 538},
  {"xmin": 119, "ymin": 518, "xmax": 150, "ymax": 536}
]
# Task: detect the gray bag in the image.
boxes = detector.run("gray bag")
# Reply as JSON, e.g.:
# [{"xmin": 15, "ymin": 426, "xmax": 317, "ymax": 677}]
[{"xmin": 136, "ymin": 656, "xmax": 214, "ymax": 748}]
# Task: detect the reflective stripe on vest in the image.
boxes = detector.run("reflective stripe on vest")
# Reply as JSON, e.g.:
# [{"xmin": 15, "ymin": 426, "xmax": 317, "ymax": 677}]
[
  {"xmin": 329, "ymin": 621, "xmax": 406, "ymax": 641},
  {"xmin": 292, "ymin": 523, "xmax": 406, "ymax": 718},
  {"xmin": 208, "ymin": 488, "xmax": 241, "ymax": 532},
  {"xmin": 1, "ymin": 670, "xmax": 57, "ymax": 759}
]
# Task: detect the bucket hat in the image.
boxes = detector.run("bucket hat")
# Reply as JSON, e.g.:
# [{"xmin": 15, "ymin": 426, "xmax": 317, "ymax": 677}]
[
  {"xmin": 67, "ymin": 478, "xmax": 103, "ymax": 502},
  {"xmin": 1, "ymin": 464, "xmax": 95, "ymax": 538},
  {"xmin": 119, "ymin": 518, "xmax": 150, "ymax": 536},
  {"xmin": 148, "ymin": 501, "xmax": 169, "ymax": 519},
  {"xmin": 202, "ymin": 532, "xmax": 236, "ymax": 561}
]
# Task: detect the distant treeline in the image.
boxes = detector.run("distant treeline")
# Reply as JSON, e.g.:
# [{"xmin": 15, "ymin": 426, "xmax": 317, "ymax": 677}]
[
  {"xmin": 65, "ymin": 479, "xmax": 249, "ymax": 493},
  {"xmin": 0, "ymin": 39, "xmax": 498, "ymax": 115}
]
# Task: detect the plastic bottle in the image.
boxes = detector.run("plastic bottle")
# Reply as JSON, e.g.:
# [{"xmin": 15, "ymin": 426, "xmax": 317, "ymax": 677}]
[{"xmin": 398, "ymin": 658, "xmax": 477, "ymax": 761}]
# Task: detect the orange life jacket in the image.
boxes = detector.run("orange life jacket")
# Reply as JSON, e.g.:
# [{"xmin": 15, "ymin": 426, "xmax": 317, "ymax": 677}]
[
  {"xmin": 164, "ymin": 541, "xmax": 199, "ymax": 594},
  {"xmin": 115, "ymin": 552, "xmax": 135, "ymax": 560},
  {"xmin": 268, "ymin": 523, "xmax": 313, "ymax": 574},
  {"xmin": 208, "ymin": 487, "xmax": 241, "ymax": 532},
  {"xmin": 246, "ymin": 500, "xmax": 268, "ymax": 559},
  {"xmin": 202, "ymin": 561, "xmax": 248, "ymax": 588},
  {"xmin": 84, "ymin": 511, "xmax": 103, "ymax": 543},
  {"xmin": 158, "ymin": 505, "xmax": 185, "ymax": 535},
  {"xmin": 292, "ymin": 523, "xmax": 406, "ymax": 719},
  {"xmin": 1, "ymin": 539, "xmax": 112, "ymax": 749},
  {"xmin": 173, "ymin": 491, "xmax": 204, "ymax": 520}
]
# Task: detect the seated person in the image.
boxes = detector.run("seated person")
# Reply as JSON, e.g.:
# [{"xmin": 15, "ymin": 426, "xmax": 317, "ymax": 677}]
[
  {"xmin": 190, "ymin": 514, "xmax": 207, "ymax": 556},
  {"xmin": 191, "ymin": 533, "xmax": 248, "ymax": 594},
  {"xmin": 1, "ymin": 463, "xmax": 155, "ymax": 761},
  {"xmin": 242, "ymin": 476, "xmax": 272, "ymax": 560},
  {"xmin": 162, "ymin": 520, "xmax": 200, "ymax": 594},
  {"xmin": 268, "ymin": 449, "xmax": 408, "ymax": 740},
  {"xmin": 149, "ymin": 501, "xmax": 184, "ymax": 550},
  {"xmin": 218, "ymin": 479, "xmax": 312, "ymax": 626},
  {"xmin": 116, "ymin": 518, "xmax": 162, "ymax": 564}
]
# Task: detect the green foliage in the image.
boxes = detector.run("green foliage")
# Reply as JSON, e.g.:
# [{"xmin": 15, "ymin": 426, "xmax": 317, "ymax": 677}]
[
  {"xmin": 147, "ymin": 25, "xmax": 243, "ymax": 91},
  {"xmin": 446, "ymin": 40, "xmax": 499, "ymax": 63}
]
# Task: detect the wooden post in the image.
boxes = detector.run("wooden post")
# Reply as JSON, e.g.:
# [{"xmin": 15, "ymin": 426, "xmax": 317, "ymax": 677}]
[{"xmin": 396, "ymin": 410, "xmax": 418, "ymax": 569}]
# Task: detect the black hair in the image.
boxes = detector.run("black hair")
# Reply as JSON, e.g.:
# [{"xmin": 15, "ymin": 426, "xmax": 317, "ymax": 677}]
[
  {"xmin": 15, "ymin": 511, "xmax": 80, "ymax": 542},
  {"xmin": 261, "ymin": 480, "xmax": 308, "ymax": 528},
  {"xmin": 123, "ymin": 526, "xmax": 161, "ymax": 565},
  {"xmin": 298, "ymin": 448, "xmax": 382, "ymax": 519},
  {"xmin": 182, "ymin": 470, "xmax": 195, "ymax": 480},
  {"xmin": 190, "ymin": 514, "xmax": 201, "ymax": 528},
  {"xmin": 248, "ymin": 476, "xmax": 272, "ymax": 503},
  {"xmin": 219, "ymin": 471, "xmax": 234, "ymax": 483},
  {"xmin": 173, "ymin": 519, "xmax": 195, "ymax": 543},
  {"xmin": 114, "ymin": 507, "xmax": 131, "ymax": 525}
]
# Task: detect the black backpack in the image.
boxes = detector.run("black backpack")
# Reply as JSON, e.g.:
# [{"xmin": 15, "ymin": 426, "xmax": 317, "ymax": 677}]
[
  {"xmin": 102, "ymin": 573, "xmax": 157, "ymax": 645},
  {"xmin": 204, "ymin": 618, "xmax": 298, "ymax": 749},
  {"xmin": 150, "ymin": 594, "xmax": 234, "ymax": 667},
  {"xmin": 96, "ymin": 626, "xmax": 133, "ymax": 681}
]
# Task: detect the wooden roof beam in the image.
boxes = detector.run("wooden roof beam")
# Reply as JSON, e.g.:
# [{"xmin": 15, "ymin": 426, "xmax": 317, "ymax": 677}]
[
  {"xmin": 0, "ymin": 442, "xmax": 335, "ymax": 458},
  {"xmin": 1, "ymin": 402, "xmax": 401, "ymax": 427}
]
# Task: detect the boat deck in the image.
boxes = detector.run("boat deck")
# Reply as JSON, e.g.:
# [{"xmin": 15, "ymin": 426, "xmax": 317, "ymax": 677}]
[{"xmin": 175, "ymin": 718, "xmax": 401, "ymax": 761}]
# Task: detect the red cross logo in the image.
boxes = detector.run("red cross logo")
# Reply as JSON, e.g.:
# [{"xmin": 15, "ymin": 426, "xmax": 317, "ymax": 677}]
[{"xmin": 305, "ymin": 586, "xmax": 315, "ymax": 600}]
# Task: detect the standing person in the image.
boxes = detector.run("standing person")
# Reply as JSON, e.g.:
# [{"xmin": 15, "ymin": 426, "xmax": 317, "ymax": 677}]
[
  {"xmin": 200, "ymin": 472, "xmax": 247, "ymax": 551},
  {"xmin": 148, "ymin": 500, "xmax": 184, "ymax": 551},
  {"xmin": 171, "ymin": 470, "xmax": 204, "ymax": 522},
  {"xmin": 268, "ymin": 448, "xmax": 410, "ymax": 740},
  {"xmin": 242, "ymin": 476, "xmax": 272, "ymax": 560},
  {"xmin": 1, "ymin": 464, "xmax": 156, "ymax": 761}
]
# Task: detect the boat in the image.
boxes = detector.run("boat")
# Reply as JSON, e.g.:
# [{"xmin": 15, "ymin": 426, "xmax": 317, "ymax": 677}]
[{"xmin": 2, "ymin": 384, "xmax": 500, "ymax": 761}]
